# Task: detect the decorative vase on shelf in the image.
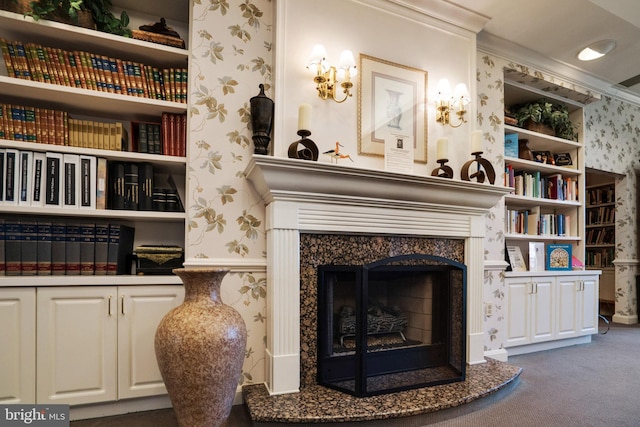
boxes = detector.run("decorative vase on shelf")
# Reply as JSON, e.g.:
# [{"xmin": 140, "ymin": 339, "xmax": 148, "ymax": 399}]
[
  {"xmin": 155, "ymin": 268, "xmax": 247, "ymax": 427},
  {"xmin": 250, "ymin": 83, "xmax": 274, "ymax": 155}
]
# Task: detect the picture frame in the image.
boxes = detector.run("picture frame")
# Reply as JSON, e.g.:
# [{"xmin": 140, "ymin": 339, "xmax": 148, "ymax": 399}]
[
  {"xmin": 528, "ymin": 242, "xmax": 546, "ymax": 271},
  {"xmin": 358, "ymin": 54, "xmax": 428, "ymax": 163},
  {"xmin": 532, "ymin": 150, "xmax": 555, "ymax": 165},
  {"xmin": 506, "ymin": 245, "xmax": 527, "ymax": 272},
  {"xmin": 554, "ymin": 152, "xmax": 573, "ymax": 166}
]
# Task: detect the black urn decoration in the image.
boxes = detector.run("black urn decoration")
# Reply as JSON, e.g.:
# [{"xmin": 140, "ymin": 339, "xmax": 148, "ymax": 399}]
[{"xmin": 250, "ymin": 84, "xmax": 274, "ymax": 155}]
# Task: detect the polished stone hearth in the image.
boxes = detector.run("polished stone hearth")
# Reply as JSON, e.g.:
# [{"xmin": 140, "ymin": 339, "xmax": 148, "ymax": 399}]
[{"xmin": 243, "ymin": 358, "xmax": 521, "ymax": 424}]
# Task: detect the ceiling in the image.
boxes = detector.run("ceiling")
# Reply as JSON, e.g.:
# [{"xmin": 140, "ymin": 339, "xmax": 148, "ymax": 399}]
[{"xmin": 448, "ymin": 0, "xmax": 640, "ymax": 100}]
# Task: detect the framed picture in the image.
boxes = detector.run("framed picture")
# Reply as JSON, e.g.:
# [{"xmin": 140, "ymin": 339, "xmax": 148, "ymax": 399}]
[
  {"xmin": 532, "ymin": 150, "xmax": 554, "ymax": 165},
  {"xmin": 554, "ymin": 152, "xmax": 573, "ymax": 166},
  {"xmin": 506, "ymin": 245, "xmax": 527, "ymax": 272},
  {"xmin": 528, "ymin": 242, "xmax": 545, "ymax": 271},
  {"xmin": 358, "ymin": 54, "xmax": 428, "ymax": 163}
]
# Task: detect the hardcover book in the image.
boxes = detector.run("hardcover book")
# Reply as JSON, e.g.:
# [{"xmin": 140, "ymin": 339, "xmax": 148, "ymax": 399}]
[
  {"xmin": 80, "ymin": 223, "xmax": 96, "ymax": 275},
  {"xmin": 20, "ymin": 220, "xmax": 38, "ymax": 275},
  {"xmin": 94, "ymin": 223, "xmax": 109, "ymax": 275},
  {"xmin": 107, "ymin": 224, "xmax": 135, "ymax": 275},
  {"xmin": 5, "ymin": 220, "xmax": 21, "ymax": 276},
  {"xmin": 504, "ymin": 133, "xmax": 518, "ymax": 158},
  {"xmin": 96, "ymin": 157, "xmax": 108, "ymax": 210},
  {"xmin": 51, "ymin": 222, "xmax": 66, "ymax": 275},
  {"xmin": 45, "ymin": 152, "xmax": 64, "ymax": 207},
  {"xmin": 36, "ymin": 221, "xmax": 52, "ymax": 275},
  {"xmin": 63, "ymin": 153, "xmax": 80, "ymax": 208},
  {"xmin": 79, "ymin": 155, "xmax": 97, "ymax": 209},
  {"xmin": 31, "ymin": 151, "xmax": 46, "ymax": 207},
  {"xmin": 0, "ymin": 219, "xmax": 5, "ymax": 274},
  {"xmin": 5, "ymin": 148, "xmax": 18, "ymax": 205},
  {"xmin": 18, "ymin": 150, "xmax": 33, "ymax": 206},
  {"xmin": 546, "ymin": 244, "xmax": 572, "ymax": 271},
  {"xmin": 64, "ymin": 223, "xmax": 82, "ymax": 275}
]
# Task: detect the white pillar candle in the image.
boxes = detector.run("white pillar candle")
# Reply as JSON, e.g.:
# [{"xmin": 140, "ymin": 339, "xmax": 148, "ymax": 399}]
[
  {"xmin": 436, "ymin": 137, "xmax": 449, "ymax": 160},
  {"xmin": 298, "ymin": 104, "xmax": 312, "ymax": 131},
  {"xmin": 471, "ymin": 130, "xmax": 483, "ymax": 153}
]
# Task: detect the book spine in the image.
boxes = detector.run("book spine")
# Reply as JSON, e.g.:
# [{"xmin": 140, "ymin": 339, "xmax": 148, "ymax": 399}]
[
  {"xmin": 20, "ymin": 221, "xmax": 38, "ymax": 275},
  {"xmin": 45, "ymin": 152, "xmax": 63, "ymax": 207},
  {"xmin": 96, "ymin": 157, "xmax": 108, "ymax": 210},
  {"xmin": 18, "ymin": 150, "xmax": 33, "ymax": 206},
  {"xmin": 109, "ymin": 161, "xmax": 126, "ymax": 210},
  {"xmin": 124, "ymin": 162, "xmax": 139, "ymax": 210},
  {"xmin": 94, "ymin": 223, "xmax": 109, "ymax": 275},
  {"xmin": 138, "ymin": 162, "xmax": 154, "ymax": 211},
  {"xmin": 0, "ymin": 38, "xmax": 17, "ymax": 79},
  {"xmin": 63, "ymin": 153, "xmax": 80, "ymax": 208},
  {"xmin": 64, "ymin": 223, "xmax": 81, "ymax": 275},
  {"xmin": 80, "ymin": 223, "xmax": 96, "ymax": 275},
  {"xmin": 31, "ymin": 152, "xmax": 46, "ymax": 207},
  {"xmin": 5, "ymin": 148, "xmax": 18, "ymax": 205},
  {"xmin": 51, "ymin": 223, "xmax": 66, "ymax": 275},
  {"xmin": 36, "ymin": 221, "xmax": 52, "ymax": 275},
  {"xmin": 79, "ymin": 155, "xmax": 97, "ymax": 209},
  {"xmin": 5, "ymin": 220, "xmax": 21, "ymax": 276}
]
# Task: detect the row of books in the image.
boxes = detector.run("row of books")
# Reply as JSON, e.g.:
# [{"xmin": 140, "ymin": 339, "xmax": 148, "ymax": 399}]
[
  {"xmin": 585, "ymin": 248, "xmax": 615, "ymax": 268},
  {"xmin": 587, "ymin": 186, "xmax": 615, "ymax": 205},
  {"xmin": 507, "ymin": 206, "xmax": 571, "ymax": 237},
  {"xmin": 505, "ymin": 166, "xmax": 578, "ymax": 201},
  {"xmin": 0, "ymin": 220, "xmax": 134, "ymax": 276},
  {"xmin": 585, "ymin": 227, "xmax": 615, "ymax": 245},
  {"xmin": 586, "ymin": 206, "xmax": 615, "ymax": 225},
  {"xmin": 129, "ymin": 113, "xmax": 186, "ymax": 157},
  {"xmin": 109, "ymin": 161, "xmax": 183, "ymax": 212},
  {"xmin": 0, "ymin": 149, "xmax": 183, "ymax": 212},
  {"xmin": 0, "ymin": 102, "xmax": 186, "ymax": 157},
  {"xmin": 0, "ymin": 38, "xmax": 188, "ymax": 103}
]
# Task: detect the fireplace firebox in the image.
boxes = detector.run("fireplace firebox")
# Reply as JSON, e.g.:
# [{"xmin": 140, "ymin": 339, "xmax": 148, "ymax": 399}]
[{"xmin": 317, "ymin": 254, "xmax": 466, "ymax": 397}]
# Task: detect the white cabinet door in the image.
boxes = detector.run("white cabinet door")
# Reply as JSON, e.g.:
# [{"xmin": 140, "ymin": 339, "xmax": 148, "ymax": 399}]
[
  {"xmin": 117, "ymin": 285, "xmax": 184, "ymax": 399},
  {"xmin": 530, "ymin": 278, "xmax": 554, "ymax": 343},
  {"xmin": 505, "ymin": 276, "xmax": 554, "ymax": 347},
  {"xmin": 0, "ymin": 288, "xmax": 36, "ymax": 404},
  {"xmin": 505, "ymin": 277, "xmax": 529, "ymax": 347},
  {"xmin": 578, "ymin": 275, "xmax": 599, "ymax": 335},
  {"xmin": 556, "ymin": 276, "xmax": 579, "ymax": 339},
  {"xmin": 37, "ymin": 287, "xmax": 117, "ymax": 405}
]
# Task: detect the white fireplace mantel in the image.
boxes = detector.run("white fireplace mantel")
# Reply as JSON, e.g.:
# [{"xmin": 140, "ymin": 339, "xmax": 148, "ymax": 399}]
[{"xmin": 245, "ymin": 155, "xmax": 511, "ymax": 395}]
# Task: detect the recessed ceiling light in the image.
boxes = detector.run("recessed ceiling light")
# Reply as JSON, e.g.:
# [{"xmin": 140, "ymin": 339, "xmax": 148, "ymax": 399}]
[{"xmin": 578, "ymin": 40, "xmax": 616, "ymax": 61}]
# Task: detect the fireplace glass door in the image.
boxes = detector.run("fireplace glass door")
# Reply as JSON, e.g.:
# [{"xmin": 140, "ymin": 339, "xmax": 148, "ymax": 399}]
[{"xmin": 317, "ymin": 254, "xmax": 466, "ymax": 397}]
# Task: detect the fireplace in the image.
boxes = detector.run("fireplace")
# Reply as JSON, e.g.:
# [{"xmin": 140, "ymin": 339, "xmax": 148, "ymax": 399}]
[
  {"xmin": 245, "ymin": 156, "xmax": 510, "ymax": 396},
  {"xmin": 317, "ymin": 253, "xmax": 466, "ymax": 397}
]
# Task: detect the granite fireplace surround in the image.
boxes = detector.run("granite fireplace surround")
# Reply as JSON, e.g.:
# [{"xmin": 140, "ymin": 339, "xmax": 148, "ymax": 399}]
[{"xmin": 243, "ymin": 156, "xmax": 520, "ymax": 423}]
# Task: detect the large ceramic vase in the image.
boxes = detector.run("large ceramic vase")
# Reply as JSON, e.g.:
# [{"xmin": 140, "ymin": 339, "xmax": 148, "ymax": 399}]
[{"xmin": 155, "ymin": 268, "xmax": 247, "ymax": 427}]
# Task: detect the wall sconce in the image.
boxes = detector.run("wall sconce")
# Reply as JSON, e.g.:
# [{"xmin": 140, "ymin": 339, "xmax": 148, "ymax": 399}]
[
  {"xmin": 435, "ymin": 78, "xmax": 470, "ymax": 128},
  {"xmin": 307, "ymin": 44, "xmax": 357, "ymax": 103}
]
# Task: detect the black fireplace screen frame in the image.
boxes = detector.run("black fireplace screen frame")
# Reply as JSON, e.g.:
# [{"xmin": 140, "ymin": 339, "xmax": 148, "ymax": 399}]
[{"xmin": 317, "ymin": 254, "xmax": 467, "ymax": 397}]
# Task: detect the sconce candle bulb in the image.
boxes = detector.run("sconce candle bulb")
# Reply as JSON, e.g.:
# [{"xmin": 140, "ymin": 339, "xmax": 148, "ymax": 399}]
[
  {"xmin": 436, "ymin": 137, "xmax": 449, "ymax": 161},
  {"xmin": 435, "ymin": 78, "xmax": 470, "ymax": 128},
  {"xmin": 308, "ymin": 45, "xmax": 356, "ymax": 103},
  {"xmin": 298, "ymin": 103, "xmax": 312, "ymax": 131}
]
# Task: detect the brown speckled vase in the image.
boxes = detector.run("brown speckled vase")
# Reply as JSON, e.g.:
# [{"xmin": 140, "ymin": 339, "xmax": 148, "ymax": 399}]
[{"xmin": 155, "ymin": 268, "xmax": 247, "ymax": 427}]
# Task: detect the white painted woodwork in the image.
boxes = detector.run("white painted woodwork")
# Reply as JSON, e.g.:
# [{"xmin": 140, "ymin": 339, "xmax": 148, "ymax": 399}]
[
  {"xmin": 0, "ymin": 288, "xmax": 36, "ymax": 403},
  {"xmin": 117, "ymin": 286, "xmax": 184, "ymax": 399}
]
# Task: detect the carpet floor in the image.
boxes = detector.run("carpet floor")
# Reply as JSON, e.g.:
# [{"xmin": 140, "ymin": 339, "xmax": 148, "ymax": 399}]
[{"xmin": 71, "ymin": 319, "xmax": 640, "ymax": 426}]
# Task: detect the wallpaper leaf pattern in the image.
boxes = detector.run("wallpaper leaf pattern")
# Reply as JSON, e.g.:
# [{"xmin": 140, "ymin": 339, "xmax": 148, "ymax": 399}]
[{"xmin": 188, "ymin": 0, "xmax": 272, "ymax": 387}]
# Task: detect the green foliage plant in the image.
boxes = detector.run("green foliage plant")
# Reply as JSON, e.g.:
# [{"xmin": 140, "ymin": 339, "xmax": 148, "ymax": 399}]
[
  {"xmin": 512, "ymin": 98, "xmax": 578, "ymax": 141},
  {"xmin": 22, "ymin": 0, "xmax": 131, "ymax": 37}
]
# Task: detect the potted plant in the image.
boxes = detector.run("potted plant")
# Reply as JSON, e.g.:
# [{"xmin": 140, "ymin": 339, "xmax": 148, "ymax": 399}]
[
  {"xmin": 5, "ymin": 0, "xmax": 131, "ymax": 36},
  {"xmin": 510, "ymin": 98, "xmax": 578, "ymax": 141}
]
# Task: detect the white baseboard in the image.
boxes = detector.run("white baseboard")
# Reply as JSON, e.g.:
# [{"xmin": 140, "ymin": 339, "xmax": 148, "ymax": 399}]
[
  {"xmin": 484, "ymin": 348, "xmax": 508, "ymax": 362},
  {"xmin": 505, "ymin": 335, "xmax": 591, "ymax": 357},
  {"xmin": 70, "ymin": 395, "xmax": 172, "ymax": 421}
]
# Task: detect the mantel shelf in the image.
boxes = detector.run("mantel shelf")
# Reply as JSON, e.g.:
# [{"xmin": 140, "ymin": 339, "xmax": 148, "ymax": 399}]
[{"xmin": 245, "ymin": 155, "xmax": 511, "ymax": 214}]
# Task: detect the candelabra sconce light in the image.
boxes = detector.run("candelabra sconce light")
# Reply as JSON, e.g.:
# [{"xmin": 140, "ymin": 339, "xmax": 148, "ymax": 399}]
[
  {"xmin": 307, "ymin": 44, "xmax": 357, "ymax": 103},
  {"xmin": 435, "ymin": 78, "xmax": 470, "ymax": 128}
]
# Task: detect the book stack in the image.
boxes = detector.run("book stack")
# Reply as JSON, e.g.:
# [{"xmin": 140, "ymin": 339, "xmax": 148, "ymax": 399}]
[
  {"xmin": 0, "ymin": 219, "xmax": 134, "ymax": 276},
  {"xmin": 131, "ymin": 30, "xmax": 186, "ymax": 49},
  {"xmin": 0, "ymin": 38, "xmax": 188, "ymax": 103}
]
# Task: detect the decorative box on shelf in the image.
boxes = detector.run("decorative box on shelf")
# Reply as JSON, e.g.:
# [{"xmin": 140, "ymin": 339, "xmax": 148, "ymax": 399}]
[{"xmin": 134, "ymin": 245, "xmax": 184, "ymax": 275}]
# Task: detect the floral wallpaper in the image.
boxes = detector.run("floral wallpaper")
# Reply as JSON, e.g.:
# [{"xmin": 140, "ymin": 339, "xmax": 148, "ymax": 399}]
[
  {"xmin": 187, "ymin": 0, "xmax": 272, "ymax": 388},
  {"xmin": 478, "ymin": 51, "xmax": 640, "ymax": 353}
]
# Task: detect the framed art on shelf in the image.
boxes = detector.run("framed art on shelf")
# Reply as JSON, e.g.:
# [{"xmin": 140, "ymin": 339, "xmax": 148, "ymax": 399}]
[
  {"xmin": 358, "ymin": 54, "xmax": 428, "ymax": 163},
  {"xmin": 507, "ymin": 245, "xmax": 527, "ymax": 272}
]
